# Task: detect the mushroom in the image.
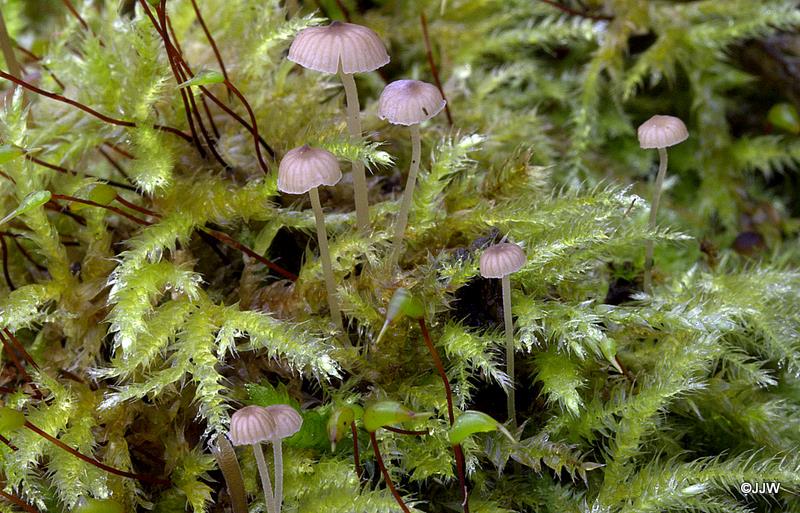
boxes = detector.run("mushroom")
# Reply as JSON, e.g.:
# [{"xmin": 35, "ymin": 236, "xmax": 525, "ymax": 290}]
[
  {"xmin": 479, "ymin": 241, "xmax": 526, "ymax": 429},
  {"xmin": 229, "ymin": 405, "xmax": 277, "ymax": 513},
  {"xmin": 637, "ymin": 115, "xmax": 688, "ymax": 293},
  {"xmin": 262, "ymin": 405, "xmax": 303, "ymax": 513},
  {"xmin": 288, "ymin": 21, "xmax": 390, "ymax": 232},
  {"xmin": 278, "ymin": 145, "xmax": 344, "ymax": 333},
  {"xmin": 378, "ymin": 80, "xmax": 446, "ymax": 266}
]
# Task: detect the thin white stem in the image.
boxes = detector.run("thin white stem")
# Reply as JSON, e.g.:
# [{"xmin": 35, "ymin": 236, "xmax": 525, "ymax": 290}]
[
  {"xmin": 389, "ymin": 124, "xmax": 421, "ymax": 267},
  {"xmin": 272, "ymin": 441, "xmax": 284, "ymax": 513},
  {"xmin": 309, "ymin": 187, "xmax": 344, "ymax": 335},
  {"xmin": 339, "ymin": 71, "xmax": 370, "ymax": 232},
  {"xmin": 644, "ymin": 147, "xmax": 668, "ymax": 293},
  {"xmin": 253, "ymin": 444, "xmax": 275, "ymax": 513},
  {"xmin": 502, "ymin": 274, "xmax": 516, "ymax": 430}
]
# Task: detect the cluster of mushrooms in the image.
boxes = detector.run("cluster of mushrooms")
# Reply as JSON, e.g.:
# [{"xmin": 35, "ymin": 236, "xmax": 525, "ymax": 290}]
[{"xmin": 219, "ymin": 19, "xmax": 689, "ymax": 513}]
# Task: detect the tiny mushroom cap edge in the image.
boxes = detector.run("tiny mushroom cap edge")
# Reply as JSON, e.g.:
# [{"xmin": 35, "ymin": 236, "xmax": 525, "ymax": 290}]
[
  {"xmin": 378, "ymin": 79, "xmax": 446, "ymax": 126},
  {"xmin": 264, "ymin": 404, "xmax": 303, "ymax": 440},
  {"xmin": 288, "ymin": 21, "xmax": 390, "ymax": 75},
  {"xmin": 229, "ymin": 405, "xmax": 278, "ymax": 446},
  {"xmin": 480, "ymin": 242, "xmax": 527, "ymax": 279},
  {"xmin": 277, "ymin": 145, "xmax": 343, "ymax": 195},
  {"xmin": 637, "ymin": 115, "xmax": 689, "ymax": 149}
]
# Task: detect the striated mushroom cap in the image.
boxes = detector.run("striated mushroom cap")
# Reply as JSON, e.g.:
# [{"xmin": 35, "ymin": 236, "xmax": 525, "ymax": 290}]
[
  {"xmin": 278, "ymin": 145, "xmax": 342, "ymax": 195},
  {"xmin": 288, "ymin": 21, "xmax": 390, "ymax": 74},
  {"xmin": 378, "ymin": 80, "xmax": 446, "ymax": 126},
  {"xmin": 637, "ymin": 115, "xmax": 688, "ymax": 149},
  {"xmin": 479, "ymin": 242, "xmax": 526, "ymax": 279},
  {"xmin": 264, "ymin": 404, "xmax": 303, "ymax": 439},
  {"xmin": 229, "ymin": 405, "xmax": 277, "ymax": 446}
]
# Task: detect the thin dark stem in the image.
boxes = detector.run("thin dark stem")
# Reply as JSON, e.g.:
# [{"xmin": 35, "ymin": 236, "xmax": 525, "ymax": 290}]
[
  {"xmin": 103, "ymin": 142, "xmax": 134, "ymax": 160},
  {"xmin": 189, "ymin": 0, "xmax": 229, "ymax": 83},
  {"xmin": 419, "ymin": 12, "xmax": 453, "ymax": 126},
  {"xmin": 0, "ymin": 332, "xmax": 31, "ymax": 382},
  {"xmin": 60, "ymin": 0, "xmax": 90, "ymax": 31},
  {"xmin": 26, "ymin": 155, "xmax": 137, "ymax": 192},
  {"xmin": 0, "ymin": 169, "xmax": 14, "ymax": 183},
  {"xmin": 0, "ymin": 235, "xmax": 14, "ymax": 291},
  {"xmin": 115, "ymin": 196, "xmax": 159, "ymax": 218},
  {"xmin": 383, "ymin": 425, "xmax": 427, "ymax": 436},
  {"xmin": 0, "ymin": 433, "xmax": 19, "ymax": 450},
  {"xmin": 97, "ymin": 146, "xmax": 133, "ymax": 183},
  {"xmin": 538, "ymin": 0, "xmax": 612, "ymax": 21},
  {"xmin": 224, "ymin": 79, "xmax": 270, "ymax": 173},
  {"xmin": 0, "ymin": 70, "xmax": 192, "ymax": 142},
  {"xmin": 369, "ymin": 432, "xmax": 411, "ymax": 513},
  {"xmin": 453, "ymin": 444, "xmax": 469, "ymax": 513},
  {"xmin": 0, "ymin": 487, "xmax": 39, "ymax": 513},
  {"xmin": 199, "ymin": 84, "xmax": 275, "ymax": 157},
  {"xmin": 14, "ymin": 45, "xmax": 65, "ymax": 90},
  {"xmin": 200, "ymin": 227, "xmax": 297, "ymax": 281},
  {"xmin": 419, "ymin": 318, "xmax": 454, "ymax": 424},
  {"xmin": 45, "ymin": 202, "xmax": 87, "ymax": 226},
  {"xmin": 24, "ymin": 420, "xmax": 171, "ymax": 485},
  {"xmin": 8, "ymin": 235, "xmax": 47, "ymax": 271},
  {"xmin": 50, "ymin": 194, "xmax": 152, "ymax": 226},
  {"xmin": 3, "ymin": 329, "xmax": 38, "ymax": 371},
  {"xmin": 350, "ymin": 421, "xmax": 362, "ymax": 481},
  {"xmin": 333, "ymin": 0, "xmax": 352, "ymax": 21}
]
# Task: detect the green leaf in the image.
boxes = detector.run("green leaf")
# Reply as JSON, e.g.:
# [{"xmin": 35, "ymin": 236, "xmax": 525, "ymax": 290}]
[
  {"xmin": 72, "ymin": 499, "xmax": 125, "ymax": 513},
  {"xmin": 448, "ymin": 410, "xmax": 513, "ymax": 445},
  {"xmin": 178, "ymin": 70, "xmax": 225, "ymax": 89},
  {"xmin": 0, "ymin": 145, "xmax": 24, "ymax": 164},
  {"xmin": 0, "ymin": 190, "xmax": 52, "ymax": 227},
  {"xmin": 362, "ymin": 401, "xmax": 430, "ymax": 432},
  {"xmin": 0, "ymin": 407, "xmax": 25, "ymax": 434}
]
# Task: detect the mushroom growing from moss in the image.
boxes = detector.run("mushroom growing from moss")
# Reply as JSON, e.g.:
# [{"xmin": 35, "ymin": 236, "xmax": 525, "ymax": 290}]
[
  {"xmin": 288, "ymin": 21, "xmax": 390, "ymax": 232},
  {"xmin": 278, "ymin": 145, "xmax": 344, "ymax": 333},
  {"xmin": 378, "ymin": 80, "xmax": 446, "ymax": 266},
  {"xmin": 262, "ymin": 405, "xmax": 303, "ymax": 513},
  {"xmin": 480, "ymin": 241, "xmax": 526, "ymax": 429},
  {"xmin": 229, "ymin": 405, "xmax": 277, "ymax": 513},
  {"xmin": 637, "ymin": 115, "xmax": 688, "ymax": 293}
]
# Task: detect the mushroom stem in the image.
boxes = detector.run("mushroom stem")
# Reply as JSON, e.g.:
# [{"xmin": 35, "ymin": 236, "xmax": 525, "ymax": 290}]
[
  {"xmin": 309, "ymin": 187, "xmax": 344, "ymax": 334},
  {"xmin": 389, "ymin": 124, "xmax": 421, "ymax": 267},
  {"xmin": 501, "ymin": 274, "xmax": 516, "ymax": 430},
  {"xmin": 211, "ymin": 436, "xmax": 248, "ymax": 513},
  {"xmin": 339, "ymin": 71, "xmax": 370, "ymax": 232},
  {"xmin": 272, "ymin": 441, "xmax": 284, "ymax": 513},
  {"xmin": 253, "ymin": 444, "xmax": 276, "ymax": 513},
  {"xmin": 369, "ymin": 431, "xmax": 411, "ymax": 513},
  {"xmin": 644, "ymin": 147, "xmax": 668, "ymax": 293}
]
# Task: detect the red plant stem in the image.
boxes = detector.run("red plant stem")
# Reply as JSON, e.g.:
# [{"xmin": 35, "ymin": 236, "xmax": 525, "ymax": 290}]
[
  {"xmin": 0, "ymin": 433, "xmax": 19, "ymax": 450},
  {"xmin": 0, "ymin": 71, "xmax": 191, "ymax": 142},
  {"xmin": 383, "ymin": 425, "xmax": 427, "ymax": 436},
  {"xmin": 350, "ymin": 421, "xmax": 362, "ymax": 480},
  {"xmin": 538, "ymin": 0, "xmax": 612, "ymax": 21},
  {"xmin": 14, "ymin": 44, "xmax": 65, "ymax": 90},
  {"xmin": 419, "ymin": 12, "xmax": 452, "ymax": 126},
  {"xmin": 199, "ymin": 83, "xmax": 275, "ymax": 157},
  {"xmin": 3, "ymin": 329, "xmax": 38, "ymax": 371},
  {"xmin": 103, "ymin": 142, "xmax": 134, "ymax": 160},
  {"xmin": 50, "ymin": 194, "xmax": 152, "ymax": 226},
  {"xmin": 189, "ymin": 0, "xmax": 229, "ymax": 83},
  {"xmin": 45, "ymin": 202, "xmax": 86, "ymax": 226},
  {"xmin": 60, "ymin": 0, "xmax": 90, "ymax": 31},
  {"xmin": 0, "ymin": 488, "xmax": 39, "ymax": 513},
  {"xmin": 24, "ymin": 420, "xmax": 171, "ymax": 485},
  {"xmin": 0, "ymin": 332, "xmax": 30, "ymax": 382},
  {"xmin": 115, "ymin": 196, "xmax": 159, "ymax": 218},
  {"xmin": 0, "ymin": 235, "xmax": 14, "ymax": 291},
  {"xmin": 224, "ymin": 79, "xmax": 270, "ymax": 173},
  {"xmin": 369, "ymin": 431, "xmax": 411, "ymax": 513},
  {"xmin": 26, "ymin": 155, "xmax": 137, "ymax": 192},
  {"xmin": 8, "ymin": 235, "xmax": 47, "ymax": 271},
  {"xmin": 0, "ymin": 169, "xmax": 14, "ymax": 183},
  {"xmin": 97, "ymin": 146, "xmax": 133, "ymax": 183},
  {"xmin": 419, "ymin": 318, "xmax": 469, "ymax": 512},
  {"xmin": 200, "ymin": 227, "xmax": 297, "ymax": 281}
]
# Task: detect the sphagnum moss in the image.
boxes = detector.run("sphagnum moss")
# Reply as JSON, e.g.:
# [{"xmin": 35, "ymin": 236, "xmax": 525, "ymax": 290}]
[{"xmin": 0, "ymin": 2, "xmax": 799, "ymax": 513}]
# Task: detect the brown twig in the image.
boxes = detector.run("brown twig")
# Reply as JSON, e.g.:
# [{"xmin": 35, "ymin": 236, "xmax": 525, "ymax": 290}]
[
  {"xmin": 200, "ymin": 227, "xmax": 297, "ymax": 281},
  {"xmin": 0, "ymin": 70, "xmax": 192, "ymax": 142},
  {"xmin": 0, "ymin": 488, "xmax": 39, "ymax": 513},
  {"xmin": 538, "ymin": 0, "xmax": 612, "ymax": 21},
  {"xmin": 369, "ymin": 431, "xmax": 411, "ymax": 513},
  {"xmin": 0, "ymin": 235, "xmax": 14, "ymax": 291},
  {"xmin": 420, "ymin": 12, "xmax": 453, "ymax": 126},
  {"xmin": 24, "ymin": 420, "xmax": 171, "ymax": 485}
]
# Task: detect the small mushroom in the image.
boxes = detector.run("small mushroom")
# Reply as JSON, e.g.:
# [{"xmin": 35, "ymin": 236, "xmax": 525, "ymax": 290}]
[
  {"xmin": 637, "ymin": 115, "xmax": 688, "ymax": 293},
  {"xmin": 479, "ymin": 241, "xmax": 526, "ymax": 429},
  {"xmin": 262, "ymin": 405, "xmax": 303, "ymax": 513},
  {"xmin": 278, "ymin": 145, "xmax": 344, "ymax": 333},
  {"xmin": 229, "ymin": 405, "xmax": 277, "ymax": 513},
  {"xmin": 288, "ymin": 22, "xmax": 390, "ymax": 232},
  {"xmin": 378, "ymin": 80, "xmax": 446, "ymax": 266}
]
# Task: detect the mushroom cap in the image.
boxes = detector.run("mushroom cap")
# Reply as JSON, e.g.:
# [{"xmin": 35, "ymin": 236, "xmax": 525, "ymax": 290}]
[
  {"xmin": 264, "ymin": 404, "xmax": 303, "ymax": 439},
  {"xmin": 479, "ymin": 242, "xmax": 526, "ymax": 278},
  {"xmin": 288, "ymin": 21, "xmax": 390, "ymax": 74},
  {"xmin": 278, "ymin": 145, "xmax": 342, "ymax": 195},
  {"xmin": 637, "ymin": 115, "xmax": 689, "ymax": 149},
  {"xmin": 229, "ymin": 405, "xmax": 277, "ymax": 446},
  {"xmin": 378, "ymin": 80, "xmax": 446, "ymax": 126}
]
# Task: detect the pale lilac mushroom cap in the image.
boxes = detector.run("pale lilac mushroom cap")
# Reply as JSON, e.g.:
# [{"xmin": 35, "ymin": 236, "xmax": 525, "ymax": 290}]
[
  {"xmin": 378, "ymin": 80, "xmax": 446, "ymax": 126},
  {"xmin": 264, "ymin": 405, "xmax": 303, "ymax": 440},
  {"xmin": 288, "ymin": 21, "xmax": 390, "ymax": 74},
  {"xmin": 480, "ymin": 242, "xmax": 526, "ymax": 279},
  {"xmin": 229, "ymin": 405, "xmax": 278, "ymax": 446},
  {"xmin": 278, "ymin": 145, "xmax": 342, "ymax": 195},
  {"xmin": 637, "ymin": 115, "xmax": 689, "ymax": 149}
]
